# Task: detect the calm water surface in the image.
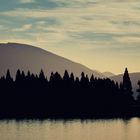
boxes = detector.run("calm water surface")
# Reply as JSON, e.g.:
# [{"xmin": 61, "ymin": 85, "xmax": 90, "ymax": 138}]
[{"xmin": 0, "ymin": 118, "xmax": 140, "ymax": 140}]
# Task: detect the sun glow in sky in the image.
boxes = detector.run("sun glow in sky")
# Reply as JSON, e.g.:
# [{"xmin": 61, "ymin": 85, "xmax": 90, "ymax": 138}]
[{"xmin": 0, "ymin": 0, "xmax": 140, "ymax": 74}]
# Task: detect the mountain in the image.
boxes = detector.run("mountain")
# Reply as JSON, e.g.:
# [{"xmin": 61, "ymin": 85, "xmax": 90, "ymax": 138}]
[
  {"xmin": 111, "ymin": 73, "xmax": 140, "ymax": 99},
  {"xmin": 103, "ymin": 72, "xmax": 115, "ymax": 77},
  {"xmin": 0, "ymin": 43, "xmax": 104, "ymax": 78}
]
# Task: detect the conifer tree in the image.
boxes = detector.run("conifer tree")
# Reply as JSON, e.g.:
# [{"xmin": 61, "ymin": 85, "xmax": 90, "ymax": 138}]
[
  {"xmin": 27, "ymin": 71, "xmax": 31, "ymax": 78},
  {"xmin": 16, "ymin": 69, "xmax": 21, "ymax": 82},
  {"xmin": 80, "ymin": 72, "xmax": 85, "ymax": 83},
  {"xmin": 122, "ymin": 68, "xmax": 132, "ymax": 94},
  {"xmin": 63, "ymin": 70, "xmax": 69, "ymax": 81},
  {"xmin": 50, "ymin": 72, "xmax": 54, "ymax": 82},
  {"xmin": 70, "ymin": 73, "xmax": 74, "ymax": 83},
  {"xmin": 39, "ymin": 69, "xmax": 45, "ymax": 81},
  {"xmin": 6, "ymin": 69, "xmax": 13, "ymax": 82}
]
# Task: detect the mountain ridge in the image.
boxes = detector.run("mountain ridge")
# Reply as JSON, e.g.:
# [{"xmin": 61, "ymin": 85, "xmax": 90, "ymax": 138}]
[
  {"xmin": 103, "ymin": 72, "xmax": 115, "ymax": 77},
  {"xmin": 0, "ymin": 42, "xmax": 105, "ymax": 78}
]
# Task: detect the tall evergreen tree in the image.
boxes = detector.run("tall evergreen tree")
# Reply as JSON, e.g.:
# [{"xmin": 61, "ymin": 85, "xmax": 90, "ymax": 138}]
[
  {"xmin": 63, "ymin": 70, "xmax": 69, "ymax": 81},
  {"xmin": 21, "ymin": 71, "xmax": 25, "ymax": 78},
  {"xmin": 122, "ymin": 68, "xmax": 132, "ymax": 94},
  {"xmin": 122, "ymin": 68, "xmax": 134, "ymax": 105},
  {"xmin": 6, "ymin": 69, "xmax": 13, "ymax": 82},
  {"xmin": 50, "ymin": 72, "xmax": 54, "ymax": 83},
  {"xmin": 15, "ymin": 69, "xmax": 21, "ymax": 82},
  {"xmin": 85, "ymin": 75, "xmax": 89, "ymax": 83},
  {"xmin": 27, "ymin": 70, "xmax": 31, "ymax": 78},
  {"xmin": 39, "ymin": 69, "xmax": 45, "ymax": 81},
  {"xmin": 70, "ymin": 73, "xmax": 74, "ymax": 83},
  {"xmin": 80, "ymin": 72, "xmax": 86, "ymax": 84},
  {"xmin": 21, "ymin": 71, "xmax": 26, "ymax": 83}
]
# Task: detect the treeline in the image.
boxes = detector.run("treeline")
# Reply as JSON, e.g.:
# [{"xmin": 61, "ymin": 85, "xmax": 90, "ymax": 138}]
[{"xmin": 0, "ymin": 68, "xmax": 137, "ymax": 119}]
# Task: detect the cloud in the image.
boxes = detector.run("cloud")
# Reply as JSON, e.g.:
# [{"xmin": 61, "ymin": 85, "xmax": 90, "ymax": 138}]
[
  {"xmin": 0, "ymin": 25, "xmax": 9, "ymax": 31},
  {"xmin": 12, "ymin": 24, "xmax": 32, "ymax": 32},
  {"xmin": 49, "ymin": 0, "xmax": 140, "ymax": 2},
  {"xmin": 18, "ymin": 0, "xmax": 35, "ymax": 3},
  {"xmin": 1, "ymin": 1, "xmax": 140, "ymax": 49},
  {"xmin": 1, "ymin": 1, "xmax": 140, "ymax": 58}
]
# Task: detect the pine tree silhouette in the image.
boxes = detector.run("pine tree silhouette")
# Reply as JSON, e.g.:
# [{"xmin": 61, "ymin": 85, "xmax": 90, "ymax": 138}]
[
  {"xmin": 16, "ymin": 69, "xmax": 21, "ymax": 82},
  {"xmin": 63, "ymin": 70, "xmax": 69, "ymax": 81},
  {"xmin": 39, "ymin": 69, "xmax": 45, "ymax": 80},
  {"xmin": 27, "ymin": 70, "xmax": 31, "ymax": 79},
  {"xmin": 0, "ymin": 68, "xmax": 138, "ymax": 118},
  {"xmin": 122, "ymin": 68, "xmax": 132, "ymax": 95},
  {"xmin": 121, "ymin": 68, "xmax": 134, "ymax": 105},
  {"xmin": 6, "ymin": 69, "xmax": 13, "ymax": 83}
]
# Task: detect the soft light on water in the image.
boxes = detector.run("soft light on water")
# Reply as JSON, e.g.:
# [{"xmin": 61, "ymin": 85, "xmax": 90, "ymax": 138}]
[{"xmin": 0, "ymin": 118, "xmax": 140, "ymax": 140}]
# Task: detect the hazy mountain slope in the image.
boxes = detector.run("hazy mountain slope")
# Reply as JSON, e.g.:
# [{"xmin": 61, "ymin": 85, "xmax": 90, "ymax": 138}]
[
  {"xmin": 0, "ymin": 43, "xmax": 104, "ymax": 78},
  {"xmin": 111, "ymin": 73, "xmax": 140, "ymax": 98},
  {"xmin": 103, "ymin": 72, "xmax": 115, "ymax": 77}
]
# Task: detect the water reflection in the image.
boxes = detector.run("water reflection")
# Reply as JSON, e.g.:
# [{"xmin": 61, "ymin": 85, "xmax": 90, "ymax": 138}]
[{"xmin": 0, "ymin": 118, "xmax": 140, "ymax": 140}]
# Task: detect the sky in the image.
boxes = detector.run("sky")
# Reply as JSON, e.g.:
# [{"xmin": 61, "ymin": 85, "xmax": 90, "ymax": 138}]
[{"xmin": 0, "ymin": 0, "xmax": 140, "ymax": 74}]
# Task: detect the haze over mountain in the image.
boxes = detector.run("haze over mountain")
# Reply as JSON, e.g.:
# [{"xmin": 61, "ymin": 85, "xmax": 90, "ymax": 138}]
[
  {"xmin": 0, "ymin": 43, "xmax": 104, "ymax": 78},
  {"xmin": 103, "ymin": 72, "xmax": 115, "ymax": 77}
]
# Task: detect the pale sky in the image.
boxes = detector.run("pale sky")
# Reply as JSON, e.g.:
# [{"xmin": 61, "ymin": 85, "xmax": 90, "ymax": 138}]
[{"xmin": 0, "ymin": 0, "xmax": 140, "ymax": 74}]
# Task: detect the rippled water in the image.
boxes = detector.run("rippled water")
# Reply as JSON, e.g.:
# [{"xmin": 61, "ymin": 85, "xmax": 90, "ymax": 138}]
[{"xmin": 0, "ymin": 118, "xmax": 140, "ymax": 140}]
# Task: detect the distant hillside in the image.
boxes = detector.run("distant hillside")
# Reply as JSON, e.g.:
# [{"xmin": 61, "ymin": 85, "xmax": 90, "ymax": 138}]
[
  {"xmin": 111, "ymin": 73, "xmax": 140, "ymax": 99},
  {"xmin": 103, "ymin": 72, "xmax": 115, "ymax": 77},
  {"xmin": 0, "ymin": 43, "xmax": 104, "ymax": 78}
]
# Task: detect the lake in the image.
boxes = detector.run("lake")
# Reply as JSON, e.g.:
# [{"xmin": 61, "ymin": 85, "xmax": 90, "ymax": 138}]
[{"xmin": 0, "ymin": 118, "xmax": 140, "ymax": 140}]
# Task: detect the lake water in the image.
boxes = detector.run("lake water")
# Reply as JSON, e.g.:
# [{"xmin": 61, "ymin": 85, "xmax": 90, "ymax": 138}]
[{"xmin": 0, "ymin": 118, "xmax": 140, "ymax": 140}]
